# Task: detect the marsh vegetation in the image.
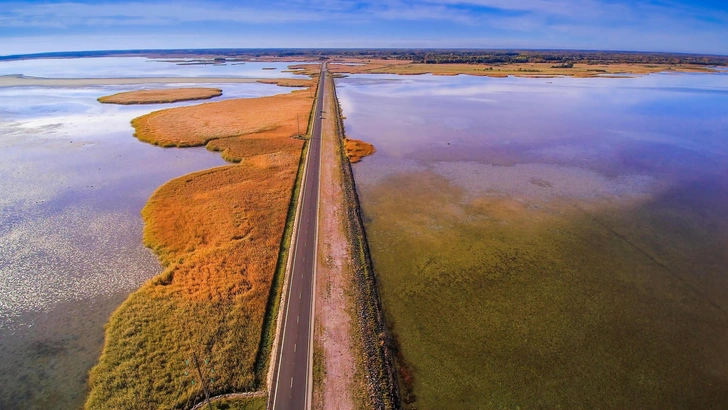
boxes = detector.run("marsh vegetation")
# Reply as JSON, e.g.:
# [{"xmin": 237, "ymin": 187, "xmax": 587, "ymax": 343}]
[
  {"xmin": 98, "ymin": 88, "xmax": 223, "ymax": 104},
  {"xmin": 86, "ymin": 85, "xmax": 316, "ymax": 408},
  {"xmin": 343, "ymin": 138, "xmax": 376, "ymax": 163}
]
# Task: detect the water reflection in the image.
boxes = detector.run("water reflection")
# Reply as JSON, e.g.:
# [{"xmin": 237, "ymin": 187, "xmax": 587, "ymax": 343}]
[
  {"xmin": 338, "ymin": 74, "xmax": 727, "ymax": 179},
  {"xmin": 0, "ymin": 80, "xmax": 287, "ymax": 409},
  {"xmin": 337, "ymin": 72, "xmax": 728, "ymax": 409},
  {"xmin": 0, "ymin": 57, "xmax": 308, "ymax": 79}
]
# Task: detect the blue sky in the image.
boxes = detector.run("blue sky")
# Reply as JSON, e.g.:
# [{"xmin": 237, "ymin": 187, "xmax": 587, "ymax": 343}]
[{"xmin": 1, "ymin": 0, "xmax": 727, "ymax": 56}]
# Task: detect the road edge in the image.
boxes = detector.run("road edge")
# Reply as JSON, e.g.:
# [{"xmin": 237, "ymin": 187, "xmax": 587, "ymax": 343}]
[
  {"xmin": 307, "ymin": 67, "xmax": 325, "ymax": 410},
  {"xmin": 266, "ymin": 72, "xmax": 321, "ymax": 396},
  {"xmin": 268, "ymin": 64, "xmax": 325, "ymax": 410},
  {"xmin": 330, "ymin": 74, "xmax": 402, "ymax": 410}
]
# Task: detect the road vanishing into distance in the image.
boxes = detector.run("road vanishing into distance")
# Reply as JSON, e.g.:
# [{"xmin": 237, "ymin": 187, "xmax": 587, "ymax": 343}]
[{"xmin": 270, "ymin": 63, "xmax": 326, "ymax": 410}]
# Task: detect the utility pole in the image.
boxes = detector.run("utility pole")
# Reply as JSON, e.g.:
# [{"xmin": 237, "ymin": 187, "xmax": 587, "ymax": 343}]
[
  {"xmin": 297, "ymin": 114, "xmax": 301, "ymax": 137},
  {"xmin": 192, "ymin": 351, "xmax": 213, "ymax": 410}
]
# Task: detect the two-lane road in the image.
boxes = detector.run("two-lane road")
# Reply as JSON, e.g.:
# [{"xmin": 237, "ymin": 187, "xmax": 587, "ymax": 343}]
[{"xmin": 270, "ymin": 63, "xmax": 326, "ymax": 410}]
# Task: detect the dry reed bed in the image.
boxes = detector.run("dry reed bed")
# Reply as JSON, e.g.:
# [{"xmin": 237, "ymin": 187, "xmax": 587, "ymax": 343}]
[
  {"xmin": 290, "ymin": 60, "xmax": 410, "ymax": 76},
  {"xmin": 131, "ymin": 87, "xmax": 313, "ymax": 148},
  {"xmin": 98, "ymin": 88, "xmax": 223, "ymax": 104},
  {"xmin": 343, "ymin": 138, "xmax": 376, "ymax": 163},
  {"xmin": 314, "ymin": 60, "xmax": 719, "ymax": 78},
  {"xmin": 257, "ymin": 78, "xmax": 315, "ymax": 88},
  {"xmin": 86, "ymin": 85, "xmax": 315, "ymax": 409},
  {"xmin": 331, "ymin": 75, "xmax": 400, "ymax": 409}
]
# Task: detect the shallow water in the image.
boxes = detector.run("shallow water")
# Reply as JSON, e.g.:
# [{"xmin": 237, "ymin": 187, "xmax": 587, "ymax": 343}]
[
  {"xmin": 0, "ymin": 70, "xmax": 292, "ymax": 409},
  {"xmin": 337, "ymin": 73, "xmax": 728, "ymax": 409},
  {"xmin": 0, "ymin": 57, "xmax": 308, "ymax": 79}
]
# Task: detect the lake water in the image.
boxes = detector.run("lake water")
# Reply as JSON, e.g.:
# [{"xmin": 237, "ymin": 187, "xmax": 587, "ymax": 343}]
[
  {"xmin": 0, "ymin": 61, "xmax": 295, "ymax": 409},
  {"xmin": 0, "ymin": 57, "xmax": 308, "ymax": 79},
  {"xmin": 337, "ymin": 73, "xmax": 728, "ymax": 409}
]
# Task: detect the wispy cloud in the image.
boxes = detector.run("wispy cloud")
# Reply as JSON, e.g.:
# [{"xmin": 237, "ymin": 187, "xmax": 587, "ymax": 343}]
[
  {"xmin": 0, "ymin": 0, "xmax": 727, "ymax": 55},
  {"xmin": 0, "ymin": 1, "xmax": 330, "ymax": 27}
]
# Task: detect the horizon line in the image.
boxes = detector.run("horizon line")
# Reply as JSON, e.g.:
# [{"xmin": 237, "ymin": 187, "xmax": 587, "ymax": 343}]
[{"xmin": 3, "ymin": 47, "xmax": 728, "ymax": 61}]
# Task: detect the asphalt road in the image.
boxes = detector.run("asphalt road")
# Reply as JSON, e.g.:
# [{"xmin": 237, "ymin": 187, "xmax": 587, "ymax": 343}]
[{"xmin": 270, "ymin": 63, "xmax": 326, "ymax": 410}]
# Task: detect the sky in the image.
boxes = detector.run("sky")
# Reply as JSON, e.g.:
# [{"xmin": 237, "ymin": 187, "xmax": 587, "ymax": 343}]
[{"xmin": 1, "ymin": 0, "xmax": 727, "ymax": 56}]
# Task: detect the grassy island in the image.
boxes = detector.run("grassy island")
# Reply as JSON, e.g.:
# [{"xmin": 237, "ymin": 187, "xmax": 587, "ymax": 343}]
[
  {"xmin": 86, "ymin": 81, "xmax": 316, "ymax": 409},
  {"xmin": 98, "ymin": 88, "xmax": 223, "ymax": 104},
  {"xmin": 343, "ymin": 138, "xmax": 376, "ymax": 163}
]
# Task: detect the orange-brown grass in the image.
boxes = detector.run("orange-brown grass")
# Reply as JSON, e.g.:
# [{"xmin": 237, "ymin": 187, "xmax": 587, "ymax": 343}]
[
  {"xmin": 319, "ymin": 59, "xmax": 719, "ymax": 78},
  {"xmin": 326, "ymin": 60, "xmax": 411, "ymax": 75},
  {"xmin": 206, "ymin": 130, "xmax": 304, "ymax": 163},
  {"xmin": 286, "ymin": 64, "xmax": 325, "ymax": 76},
  {"xmin": 98, "ymin": 88, "xmax": 223, "ymax": 104},
  {"xmin": 343, "ymin": 138, "xmax": 376, "ymax": 163},
  {"xmin": 86, "ymin": 86, "xmax": 314, "ymax": 409},
  {"xmin": 257, "ymin": 78, "xmax": 315, "ymax": 88},
  {"xmin": 131, "ymin": 89, "xmax": 312, "ymax": 148}
]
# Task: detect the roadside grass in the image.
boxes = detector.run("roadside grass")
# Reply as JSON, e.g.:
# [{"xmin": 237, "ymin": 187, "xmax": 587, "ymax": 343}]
[
  {"xmin": 86, "ymin": 84, "xmax": 317, "ymax": 409},
  {"xmin": 253, "ymin": 139, "xmax": 309, "ymax": 384},
  {"xmin": 87, "ymin": 161, "xmax": 299, "ymax": 409},
  {"xmin": 361, "ymin": 171, "xmax": 728, "ymax": 410},
  {"xmin": 312, "ymin": 333, "xmax": 326, "ymax": 405},
  {"xmin": 206, "ymin": 132, "xmax": 304, "ymax": 163},
  {"xmin": 98, "ymin": 88, "xmax": 222, "ymax": 104}
]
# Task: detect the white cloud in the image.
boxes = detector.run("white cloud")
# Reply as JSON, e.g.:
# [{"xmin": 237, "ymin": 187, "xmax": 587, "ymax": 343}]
[
  {"xmin": 0, "ymin": 0, "xmax": 726, "ymax": 54},
  {"xmin": 0, "ymin": 1, "xmax": 329, "ymax": 27}
]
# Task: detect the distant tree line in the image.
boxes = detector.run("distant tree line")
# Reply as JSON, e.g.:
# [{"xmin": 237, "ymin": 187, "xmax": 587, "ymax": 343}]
[
  {"xmin": 3, "ymin": 48, "xmax": 727, "ymax": 66},
  {"xmin": 395, "ymin": 50, "xmax": 728, "ymax": 66}
]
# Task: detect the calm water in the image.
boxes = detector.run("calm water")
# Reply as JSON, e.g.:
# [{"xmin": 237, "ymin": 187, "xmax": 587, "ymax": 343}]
[
  {"xmin": 0, "ymin": 57, "xmax": 308, "ymax": 79},
  {"xmin": 0, "ymin": 61, "xmax": 293, "ymax": 409},
  {"xmin": 337, "ymin": 73, "xmax": 728, "ymax": 409}
]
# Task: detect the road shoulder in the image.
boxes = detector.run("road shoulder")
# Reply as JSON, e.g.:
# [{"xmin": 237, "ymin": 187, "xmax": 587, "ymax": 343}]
[{"xmin": 313, "ymin": 72, "xmax": 359, "ymax": 410}]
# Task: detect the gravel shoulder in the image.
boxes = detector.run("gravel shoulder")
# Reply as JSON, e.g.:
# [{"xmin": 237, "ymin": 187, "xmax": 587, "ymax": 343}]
[{"xmin": 313, "ymin": 73, "xmax": 358, "ymax": 410}]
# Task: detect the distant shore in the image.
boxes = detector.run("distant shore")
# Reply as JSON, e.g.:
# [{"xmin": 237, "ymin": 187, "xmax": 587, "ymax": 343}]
[
  {"xmin": 0, "ymin": 74, "xmax": 265, "ymax": 87},
  {"xmin": 97, "ymin": 87, "xmax": 223, "ymax": 104}
]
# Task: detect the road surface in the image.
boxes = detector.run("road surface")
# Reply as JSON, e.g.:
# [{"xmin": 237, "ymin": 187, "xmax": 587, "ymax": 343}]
[{"xmin": 269, "ymin": 63, "xmax": 326, "ymax": 410}]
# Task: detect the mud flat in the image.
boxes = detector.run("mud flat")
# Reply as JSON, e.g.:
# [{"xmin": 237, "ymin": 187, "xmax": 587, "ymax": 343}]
[{"xmin": 337, "ymin": 72, "xmax": 728, "ymax": 409}]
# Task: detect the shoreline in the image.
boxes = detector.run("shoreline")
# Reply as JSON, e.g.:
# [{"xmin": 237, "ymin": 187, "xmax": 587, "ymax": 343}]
[
  {"xmin": 329, "ymin": 73, "xmax": 401, "ymax": 409},
  {"xmin": 0, "ymin": 75, "xmax": 278, "ymax": 87},
  {"xmin": 85, "ymin": 82, "xmax": 317, "ymax": 408},
  {"xmin": 296, "ymin": 60, "xmax": 726, "ymax": 78}
]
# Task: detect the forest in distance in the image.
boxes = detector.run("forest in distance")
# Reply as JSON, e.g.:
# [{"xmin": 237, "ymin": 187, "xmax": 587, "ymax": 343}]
[{"xmin": 3, "ymin": 48, "xmax": 728, "ymax": 66}]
